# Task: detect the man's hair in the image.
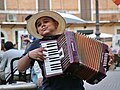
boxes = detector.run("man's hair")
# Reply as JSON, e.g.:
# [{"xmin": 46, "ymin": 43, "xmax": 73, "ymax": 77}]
[
  {"xmin": 4, "ymin": 41, "xmax": 14, "ymax": 50},
  {"xmin": 25, "ymin": 15, "xmax": 32, "ymax": 21}
]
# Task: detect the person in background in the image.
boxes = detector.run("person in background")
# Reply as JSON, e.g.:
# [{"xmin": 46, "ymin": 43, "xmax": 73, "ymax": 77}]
[
  {"xmin": 17, "ymin": 10, "xmax": 85, "ymax": 90},
  {"xmin": 117, "ymin": 48, "xmax": 120, "ymax": 54},
  {"xmin": 0, "ymin": 43, "xmax": 5, "ymax": 63},
  {"xmin": 13, "ymin": 43, "xmax": 18, "ymax": 49},
  {"xmin": 0, "ymin": 41, "xmax": 24, "ymax": 84},
  {"xmin": 107, "ymin": 47, "xmax": 115, "ymax": 71},
  {"xmin": 31, "ymin": 61, "xmax": 43, "ymax": 89},
  {"xmin": 23, "ymin": 38, "xmax": 31, "ymax": 51}
]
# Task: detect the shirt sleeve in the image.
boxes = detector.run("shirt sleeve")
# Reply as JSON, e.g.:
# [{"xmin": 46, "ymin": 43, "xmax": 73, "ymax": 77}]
[
  {"xmin": 21, "ymin": 39, "xmax": 41, "ymax": 67},
  {"xmin": 0, "ymin": 53, "xmax": 8, "ymax": 72},
  {"xmin": 23, "ymin": 39, "xmax": 41, "ymax": 56}
]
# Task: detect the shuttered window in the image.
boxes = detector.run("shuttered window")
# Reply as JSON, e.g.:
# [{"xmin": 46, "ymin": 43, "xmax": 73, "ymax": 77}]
[
  {"xmin": 117, "ymin": 29, "xmax": 120, "ymax": 34},
  {"xmin": 80, "ymin": 0, "xmax": 91, "ymax": 20},
  {"xmin": 38, "ymin": 0, "xmax": 50, "ymax": 10},
  {"xmin": 0, "ymin": 0, "xmax": 4, "ymax": 10}
]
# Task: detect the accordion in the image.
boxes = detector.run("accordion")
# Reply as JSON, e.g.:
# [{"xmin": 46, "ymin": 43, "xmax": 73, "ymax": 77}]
[{"xmin": 40, "ymin": 31, "xmax": 109, "ymax": 84}]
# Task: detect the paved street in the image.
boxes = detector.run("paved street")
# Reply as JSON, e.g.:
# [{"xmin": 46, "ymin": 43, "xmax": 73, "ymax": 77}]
[{"xmin": 84, "ymin": 67, "xmax": 120, "ymax": 90}]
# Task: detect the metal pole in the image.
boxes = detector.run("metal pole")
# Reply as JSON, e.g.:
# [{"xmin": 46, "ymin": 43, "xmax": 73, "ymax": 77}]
[
  {"xmin": 95, "ymin": 0, "xmax": 100, "ymax": 40},
  {"xmin": 0, "ymin": 25, "xmax": 1, "ymax": 50}
]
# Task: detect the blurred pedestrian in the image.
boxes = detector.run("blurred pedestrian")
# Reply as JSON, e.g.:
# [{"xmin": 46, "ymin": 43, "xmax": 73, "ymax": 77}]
[
  {"xmin": 117, "ymin": 48, "xmax": 120, "ymax": 54},
  {"xmin": 31, "ymin": 61, "xmax": 43, "ymax": 89},
  {"xmin": 13, "ymin": 43, "xmax": 18, "ymax": 49},
  {"xmin": 0, "ymin": 43, "xmax": 5, "ymax": 63},
  {"xmin": 0, "ymin": 41, "xmax": 24, "ymax": 84},
  {"xmin": 107, "ymin": 47, "xmax": 115, "ymax": 71}
]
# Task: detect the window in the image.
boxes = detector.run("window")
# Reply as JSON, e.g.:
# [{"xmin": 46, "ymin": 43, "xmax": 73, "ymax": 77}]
[
  {"xmin": 1, "ymin": 32, "xmax": 5, "ymax": 43},
  {"xmin": 117, "ymin": 29, "xmax": 120, "ymax": 34},
  {"xmin": 0, "ymin": 0, "xmax": 4, "ymax": 10},
  {"xmin": 80, "ymin": 0, "xmax": 91, "ymax": 20},
  {"xmin": 38, "ymin": 0, "xmax": 50, "ymax": 10}
]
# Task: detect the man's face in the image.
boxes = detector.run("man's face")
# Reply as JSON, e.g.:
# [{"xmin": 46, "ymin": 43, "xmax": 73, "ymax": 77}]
[{"xmin": 36, "ymin": 17, "xmax": 58, "ymax": 36}]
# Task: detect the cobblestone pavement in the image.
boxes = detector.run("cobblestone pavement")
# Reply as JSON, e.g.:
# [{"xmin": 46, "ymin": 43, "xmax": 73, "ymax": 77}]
[{"xmin": 84, "ymin": 67, "xmax": 120, "ymax": 90}]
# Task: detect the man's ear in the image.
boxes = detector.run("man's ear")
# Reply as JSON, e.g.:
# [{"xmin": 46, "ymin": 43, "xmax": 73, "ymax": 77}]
[{"xmin": 54, "ymin": 21, "xmax": 59, "ymax": 29}]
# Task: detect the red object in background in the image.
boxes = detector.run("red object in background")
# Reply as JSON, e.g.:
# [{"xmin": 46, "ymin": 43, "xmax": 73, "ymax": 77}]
[{"xmin": 113, "ymin": 0, "xmax": 120, "ymax": 5}]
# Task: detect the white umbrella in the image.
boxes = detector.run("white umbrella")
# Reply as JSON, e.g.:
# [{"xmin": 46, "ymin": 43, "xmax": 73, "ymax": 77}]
[
  {"xmin": 88, "ymin": 33, "xmax": 113, "ymax": 38},
  {"xmin": 56, "ymin": 12, "xmax": 86, "ymax": 24}
]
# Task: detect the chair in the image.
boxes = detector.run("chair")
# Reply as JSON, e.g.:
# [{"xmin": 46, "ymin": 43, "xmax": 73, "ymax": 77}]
[{"xmin": 7, "ymin": 57, "xmax": 31, "ymax": 84}]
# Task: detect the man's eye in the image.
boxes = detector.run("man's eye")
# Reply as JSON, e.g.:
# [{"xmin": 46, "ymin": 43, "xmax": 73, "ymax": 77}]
[
  {"xmin": 37, "ymin": 23, "xmax": 41, "ymax": 27},
  {"xmin": 44, "ymin": 20, "xmax": 49, "ymax": 23}
]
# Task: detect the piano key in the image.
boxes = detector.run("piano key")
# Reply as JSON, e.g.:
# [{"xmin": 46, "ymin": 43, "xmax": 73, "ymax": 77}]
[
  {"xmin": 43, "ymin": 51, "xmax": 59, "ymax": 58},
  {"xmin": 45, "ymin": 65, "xmax": 61, "ymax": 70},
  {"xmin": 51, "ymin": 67, "xmax": 62, "ymax": 71},
  {"xmin": 46, "ymin": 44, "xmax": 57, "ymax": 48},
  {"xmin": 44, "ymin": 60, "xmax": 61, "ymax": 66},
  {"xmin": 47, "ymin": 48, "xmax": 58, "ymax": 52},
  {"xmin": 47, "ymin": 50, "xmax": 58, "ymax": 54},
  {"xmin": 50, "ymin": 65, "xmax": 62, "ymax": 69},
  {"xmin": 46, "ymin": 42, "xmax": 57, "ymax": 45},
  {"xmin": 44, "ymin": 59, "xmax": 60, "ymax": 64},
  {"xmin": 50, "ymin": 62, "xmax": 61, "ymax": 66},
  {"xmin": 46, "ymin": 54, "xmax": 60, "ymax": 58},
  {"xmin": 44, "ymin": 46, "xmax": 58, "ymax": 51},
  {"xmin": 45, "ymin": 68, "xmax": 63, "ymax": 76},
  {"xmin": 48, "ymin": 52, "xmax": 60, "ymax": 56},
  {"xmin": 45, "ymin": 64, "xmax": 61, "ymax": 69},
  {"xmin": 49, "ymin": 59, "xmax": 61, "ymax": 62},
  {"xmin": 45, "ymin": 64, "xmax": 62, "ymax": 71},
  {"xmin": 41, "ymin": 40, "xmax": 57, "ymax": 46},
  {"xmin": 45, "ymin": 65, "xmax": 62, "ymax": 71},
  {"xmin": 49, "ymin": 56, "xmax": 60, "ymax": 60},
  {"xmin": 45, "ymin": 64, "xmax": 62, "ymax": 70}
]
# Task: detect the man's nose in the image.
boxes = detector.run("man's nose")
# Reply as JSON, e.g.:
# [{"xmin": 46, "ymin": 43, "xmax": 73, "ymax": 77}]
[{"xmin": 41, "ymin": 23, "xmax": 45, "ymax": 28}]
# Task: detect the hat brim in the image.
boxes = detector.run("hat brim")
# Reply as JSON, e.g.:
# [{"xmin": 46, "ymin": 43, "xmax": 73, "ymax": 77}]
[{"xmin": 27, "ymin": 11, "xmax": 66, "ymax": 39}]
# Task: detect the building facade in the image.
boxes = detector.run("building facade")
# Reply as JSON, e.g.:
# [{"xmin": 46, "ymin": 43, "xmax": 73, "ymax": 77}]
[{"xmin": 0, "ymin": 0, "xmax": 120, "ymax": 49}]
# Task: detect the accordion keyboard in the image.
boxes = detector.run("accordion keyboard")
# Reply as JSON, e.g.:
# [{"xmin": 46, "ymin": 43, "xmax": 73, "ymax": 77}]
[{"xmin": 41, "ymin": 40, "xmax": 63, "ymax": 77}]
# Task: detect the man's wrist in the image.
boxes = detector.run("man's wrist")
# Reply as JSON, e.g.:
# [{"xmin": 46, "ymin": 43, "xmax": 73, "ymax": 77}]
[{"xmin": 27, "ymin": 52, "xmax": 34, "ymax": 60}]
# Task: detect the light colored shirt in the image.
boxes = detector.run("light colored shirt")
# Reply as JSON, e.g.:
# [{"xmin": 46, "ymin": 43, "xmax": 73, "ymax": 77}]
[
  {"xmin": 31, "ymin": 61, "xmax": 43, "ymax": 85},
  {"xmin": 33, "ymin": 61, "xmax": 42, "ymax": 78},
  {"xmin": 0, "ymin": 49, "xmax": 24, "ymax": 80},
  {"xmin": 0, "ymin": 51, "xmax": 4, "ymax": 63}
]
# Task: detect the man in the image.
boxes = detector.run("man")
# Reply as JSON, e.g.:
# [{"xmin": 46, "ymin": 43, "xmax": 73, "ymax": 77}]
[
  {"xmin": 0, "ymin": 41, "xmax": 24, "ymax": 84},
  {"xmin": 17, "ymin": 11, "xmax": 85, "ymax": 90}
]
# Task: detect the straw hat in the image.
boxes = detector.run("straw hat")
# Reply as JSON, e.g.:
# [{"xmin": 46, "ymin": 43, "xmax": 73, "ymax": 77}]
[{"xmin": 27, "ymin": 11, "xmax": 66, "ymax": 39}]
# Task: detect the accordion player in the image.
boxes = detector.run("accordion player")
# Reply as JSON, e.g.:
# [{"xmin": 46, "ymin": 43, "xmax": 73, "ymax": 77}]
[{"xmin": 40, "ymin": 31, "xmax": 109, "ymax": 84}]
